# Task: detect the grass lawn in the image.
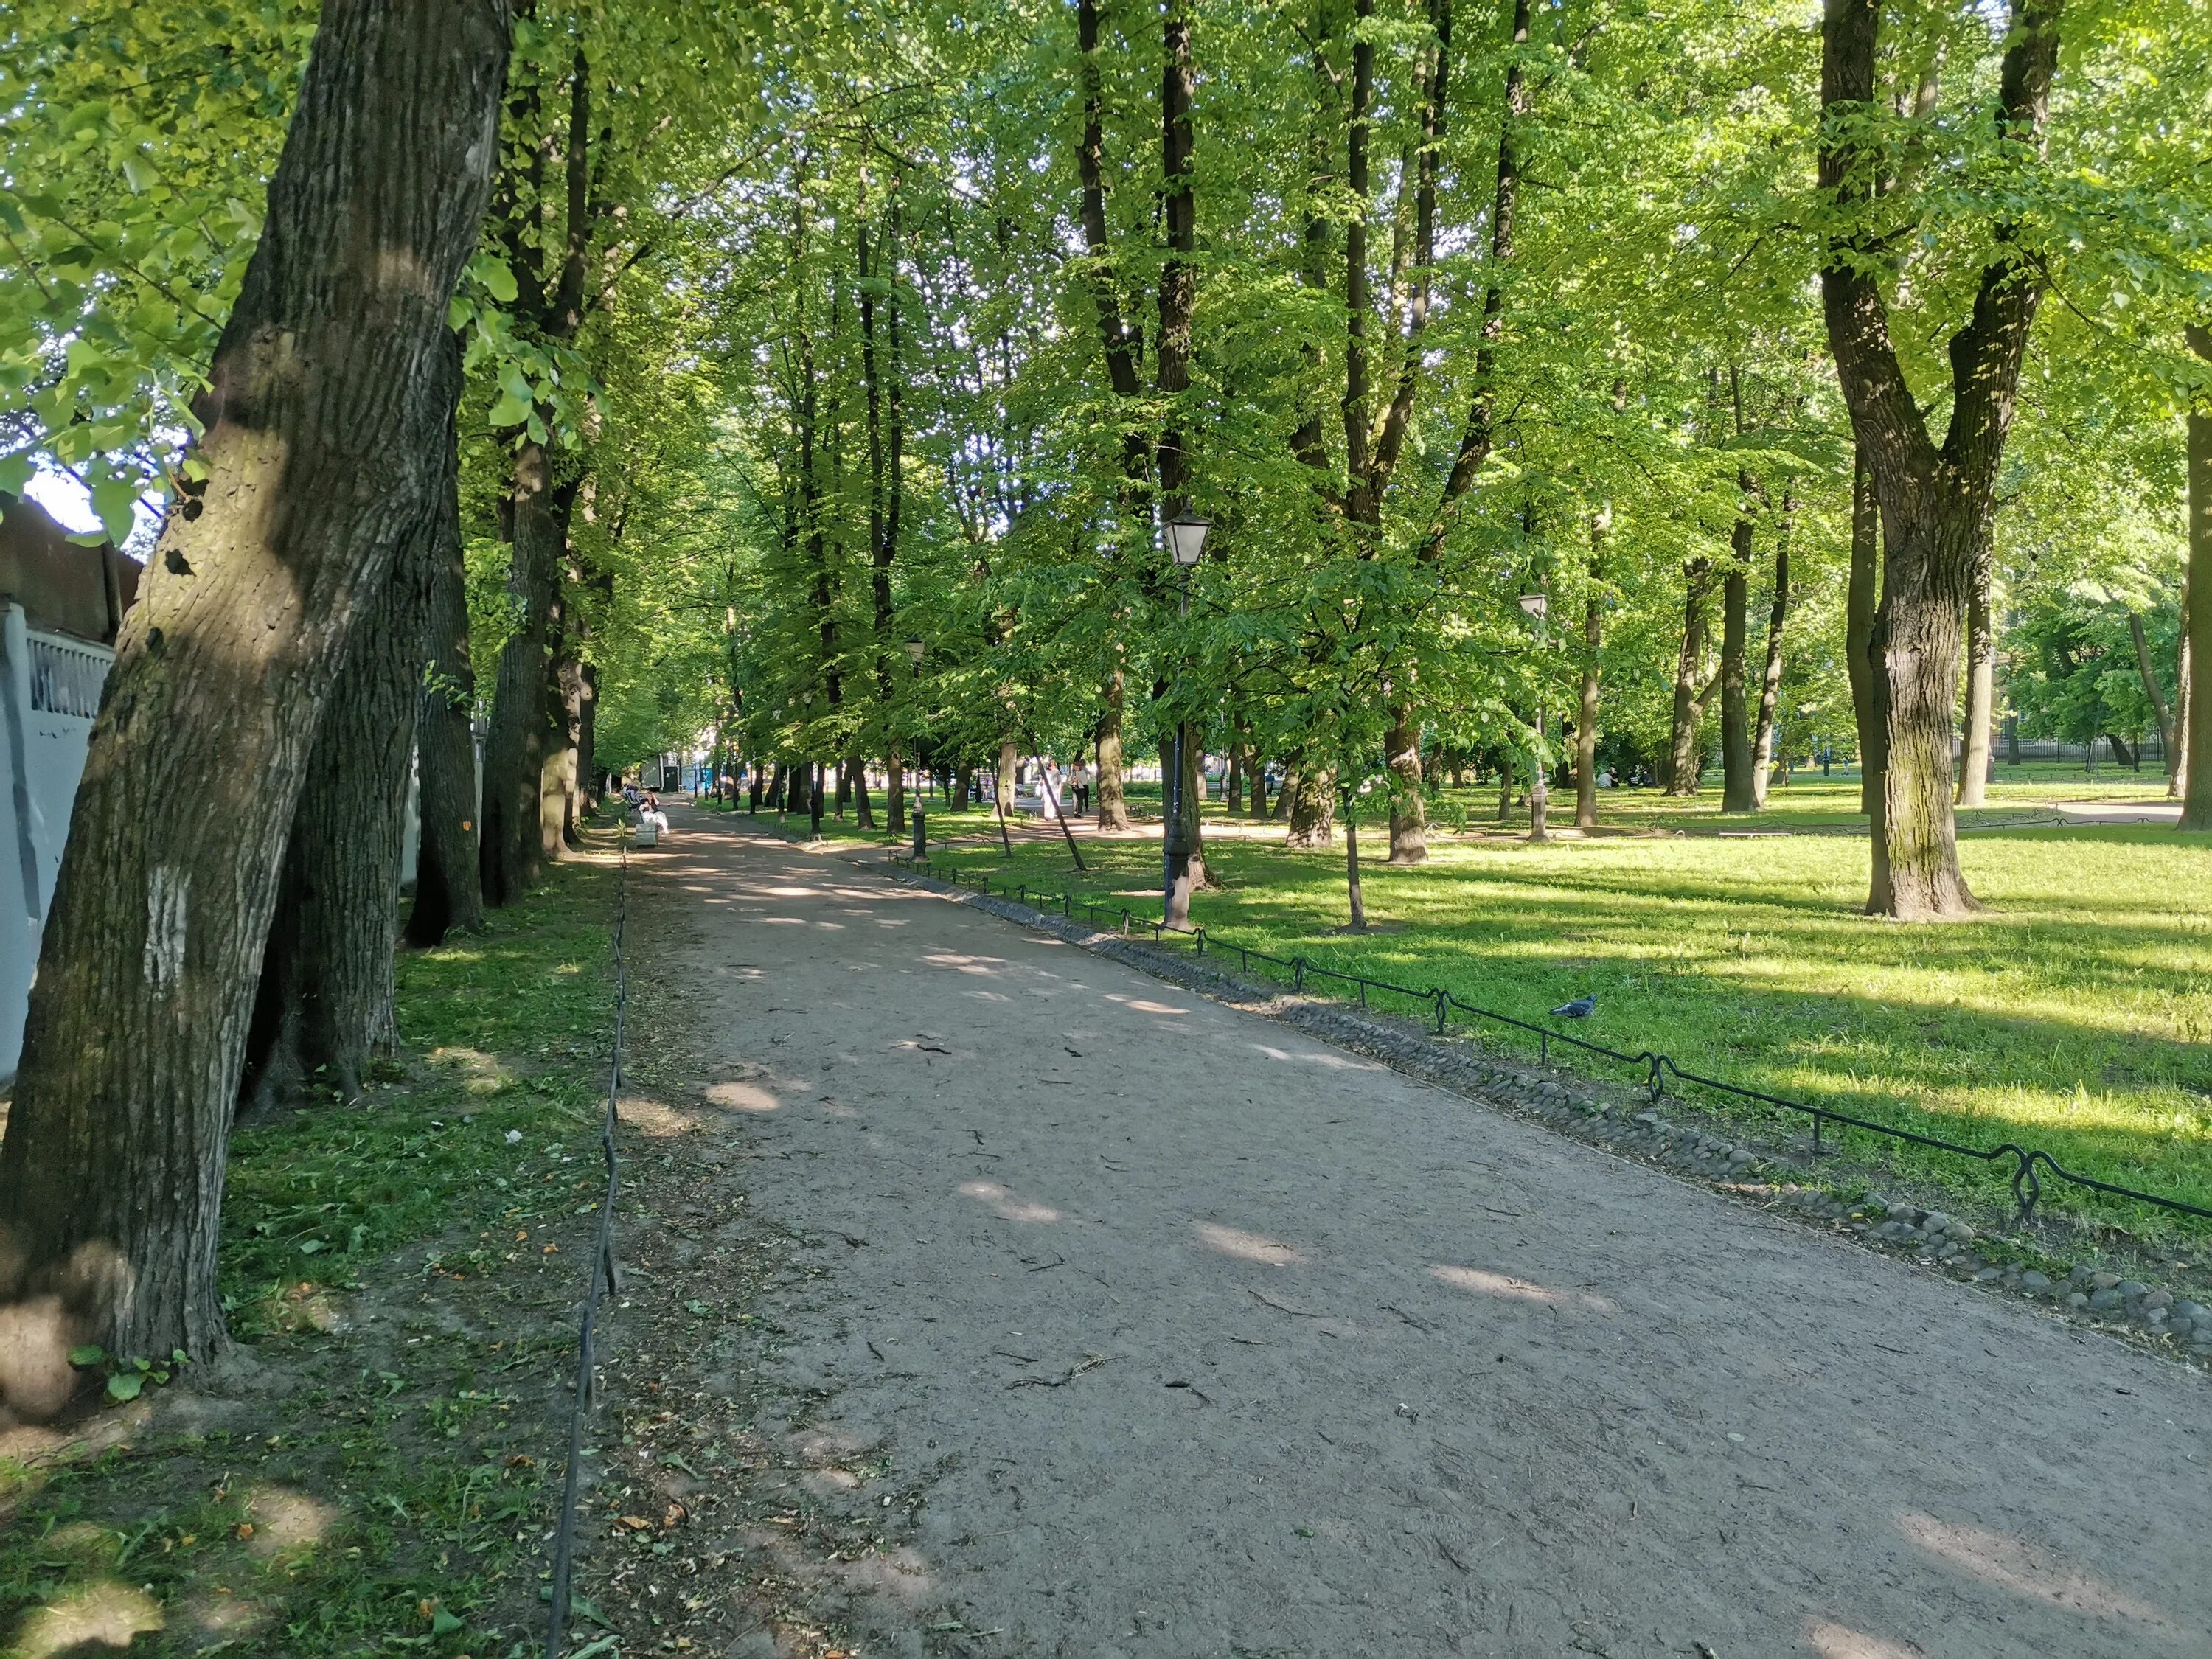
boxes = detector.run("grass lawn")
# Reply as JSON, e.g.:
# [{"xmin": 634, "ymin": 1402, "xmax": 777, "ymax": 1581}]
[
  {"xmin": 779, "ymin": 773, "xmax": 2211, "ymax": 1242},
  {"xmin": 1, "ymin": 846, "xmax": 626, "ymax": 1659}
]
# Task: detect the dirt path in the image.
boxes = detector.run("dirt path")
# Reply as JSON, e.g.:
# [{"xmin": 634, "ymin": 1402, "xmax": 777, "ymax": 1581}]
[{"xmin": 639, "ymin": 807, "xmax": 2208, "ymax": 1659}]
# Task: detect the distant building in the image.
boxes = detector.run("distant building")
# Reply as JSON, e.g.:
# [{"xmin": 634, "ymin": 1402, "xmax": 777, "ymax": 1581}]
[{"xmin": 0, "ymin": 493, "xmax": 139, "ymax": 1079}]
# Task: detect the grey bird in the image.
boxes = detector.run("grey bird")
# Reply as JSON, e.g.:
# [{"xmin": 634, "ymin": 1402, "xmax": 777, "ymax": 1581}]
[{"xmin": 1549, "ymin": 994, "xmax": 1596, "ymax": 1020}]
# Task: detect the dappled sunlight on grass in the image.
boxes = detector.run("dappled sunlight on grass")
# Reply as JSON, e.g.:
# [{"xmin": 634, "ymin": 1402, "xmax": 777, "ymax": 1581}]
[{"xmin": 922, "ymin": 815, "xmax": 2212, "ymax": 1227}]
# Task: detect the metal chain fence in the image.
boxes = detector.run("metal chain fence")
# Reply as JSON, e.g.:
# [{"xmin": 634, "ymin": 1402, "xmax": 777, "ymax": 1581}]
[{"xmin": 890, "ymin": 852, "xmax": 2212, "ymax": 1231}]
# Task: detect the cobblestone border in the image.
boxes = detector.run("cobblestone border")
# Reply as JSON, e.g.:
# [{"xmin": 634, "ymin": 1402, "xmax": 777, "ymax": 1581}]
[{"xmin": 860, "ymin": 854, "xmax": 2212, "ymax": 1379}]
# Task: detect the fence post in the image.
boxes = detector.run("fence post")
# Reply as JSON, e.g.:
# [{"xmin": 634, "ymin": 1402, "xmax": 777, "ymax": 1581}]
[
  {"xmin": 1293, "ymin": 957, "xmax": 1305, "ymax": 992},
  {"xmin": 1434, "ymin": 989, "xmax": 1448, "ymax": 1034}
]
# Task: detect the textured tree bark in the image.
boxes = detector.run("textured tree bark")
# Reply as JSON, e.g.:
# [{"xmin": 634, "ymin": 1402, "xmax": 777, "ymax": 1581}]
[
  {"xmin": 1846, "ymin": 443, "xmax": 1880, "ymax": 813},
  {"xmin": 0, "ymin": 0, "xmax": 507, "ymax": 1394},
  {"xmin": 954, "ymin": 759, "xmax": 975, "ymax": 812},
  {"xmin": 1750, "ymin": 501, "xmax": 1792, "ymax": 810},
  {"xmin": 2183, "ymin": 330, "xmax": 2212, "ymax": 829},
  {"xmin": 1224, "ymin": 744, "xmax": 1244, "ymax": 816},
  {"xmin": 1665, "ymin": 559, "xmax": 1711, "ymax": 794},
  {"xmin": 546, "ymin": 647, "xmax": 583, "ymax": 851},
  {"xmin": 243, "ymin": 500, "xmax": 435, "ymax": 1110},
  {"xmin": 850, "ymin": 756, "xmax": 874, "ymax": 827},
  {"xmin": 1096, "ymin": 670, "xmax": 1131, "ymax": 829},
  {"xmin": 2176, "ymin": 571, "xmax": 2194, "ymax": 805},
  {"xmin": 1343, "ymin": 808, "xmax": 1367, "ymax": 931},
  {"xmin": 480, "ymin": 445, "xmax": 569, "ymax": 904},
  {"xmin": 997, "ymin": 739, "xmax": 1018, "ymax": 810},
  {"xmin": 1286, "ymin": 765, "xmax": 1335, "ymax": 847},
  {"xmin": 406, "ymin": 341, "xmax": 484, "ymax": 948},
  {"xmin": 1720, "ymin": 511, "xmax": 1754, "ymax": 813},
  {"xmin": 886, "ymin": 748, "xmax": 905, "ymax": 835},
  {"xmin": 1821, "ymin": 0, "xmax": 2059, "ymax": 916},
  {"xmin": 1956, "ymin": 568, "xmax": 1994, "ymax": 807}
]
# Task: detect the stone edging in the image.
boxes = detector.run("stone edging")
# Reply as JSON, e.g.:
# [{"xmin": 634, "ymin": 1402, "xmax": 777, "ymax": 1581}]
[{"xmin": 855, "ymin": 850, "xmax": 2212, "ymax": 1378}]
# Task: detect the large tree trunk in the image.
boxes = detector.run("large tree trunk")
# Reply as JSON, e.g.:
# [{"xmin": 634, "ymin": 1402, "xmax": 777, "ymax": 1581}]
[
  {"xmin": 406, "ymin": 338, "xmax": 484, "ymax": 947},
  {"xmin": 1286, "ymin": 765, "xmax": 1335, "ymax": 847},
  {"xmin": 1666, "ymin": 560, "xmax": 1710, "ymax": 794},
  {"xmin": 1846, "ymin": 442, "xmax": 1881, "ymax": 813},
  {"xmin": 1821, "ymin": 0, "xmax": 2058, "ymax": 916},
  {"xmin": 546, "ymin": 647, "xmax": 583, "ymax": 852},
  {"xmin": 2183, "ymin": 328, "xmax": 2212, "ymax": 829},
  {"xmin": 1096, "ymin": 669, "xmax": 1131, "ymax": 828},
  {"xmin": 1720, "ymin": 512, "xmax": 1754, "ymax": 812},
  {"xmin": 886, "ymin": 747, "xmax": 905, "ymax": 835},
  {"xmin": 244, "ymin": 496, "xmax": 436, "ymax": 1110},
  {"xmin": 1383, "ymin": 714, "xmax": 1427, "ymax": 863},
  {"xmin": 479, "ymin": 442, "xmax": 568, "ymax": 905},
  {"xmin": 954, "ymin": 758, "xmax": 975, "ymax": 812},
  {"xmin": 1956, "ymin": 558, "xmax": 1995, "ymax": 807},
  {"xmin": 1750, "ymin": 501, "xmax": 1792, "ymax": 810},
  {"xmin": 851, "ymin": 755, "xmax": 874, "ymax": 827},
  {"xmin": 575, "ymin": 660, "xmax": 598, "ymax": 816},
  {"xmin": 0, "ymin": 0, "xmax": 506, "ymax": 1394}
]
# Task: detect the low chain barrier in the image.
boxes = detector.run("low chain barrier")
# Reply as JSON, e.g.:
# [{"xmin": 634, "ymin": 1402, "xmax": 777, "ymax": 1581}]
[
  {"xmin": 889, "ymin": 852, "xmax": 2211, "ymax": 1232},
  {"xmin": 545, "ymin": 839, "xmax": 630, "ymax": 1658}
]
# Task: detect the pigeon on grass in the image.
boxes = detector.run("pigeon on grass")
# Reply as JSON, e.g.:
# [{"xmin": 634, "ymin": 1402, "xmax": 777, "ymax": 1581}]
[{"xmin": 1549, "ymin": 994, "xmax": 1596, "ymax": 1020}]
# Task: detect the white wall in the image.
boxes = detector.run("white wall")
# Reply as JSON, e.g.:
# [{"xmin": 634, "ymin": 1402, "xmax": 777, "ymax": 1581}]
[{"xmin": 0, "ymin": 604, "xmax": 113, "ymax": 1079}]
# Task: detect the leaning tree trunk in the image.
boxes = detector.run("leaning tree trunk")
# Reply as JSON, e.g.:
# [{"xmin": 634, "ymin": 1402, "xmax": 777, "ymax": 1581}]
[
  {"xmin": 2127, "ymin": 610, "xmax": 2174, "ymax": 775},
  {"xmin": 0, "ymin": 0, "xmax": 507, "ymax": 1396},
  {"xmin": 243, "ymin": 491, "xmax": 437, "ymax": 1110},
  {"xmin": 2183, "ymin": 333, "xmax": 2212, "ymax": 829},
  {"xmin": 1096, "ymin": 670, "xmax": 1131, "ymax": 828},
  {"xmin": 406, "ymin": 338, "xmax": 484, "ymax": 947},
  {"xmin": 479, "ymin": 442, "xmax": 567, "ymax": 905},
  {"xmin": 1956, "ymin": 557, "xmax": 1995, "ymax": 807},
  {"xmin": 1846, "ymin": 443, "xmax": 1880, "ymax": 813}
]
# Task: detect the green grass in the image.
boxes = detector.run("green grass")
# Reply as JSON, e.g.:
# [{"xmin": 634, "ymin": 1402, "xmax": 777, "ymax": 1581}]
[
  {"xmin": 876, "ymin": 794, "xmax": 2212, "ymax": 1240},
  {"xmin": 1, "ymin": 851, "xmax": 623, "ymax": 1659}
]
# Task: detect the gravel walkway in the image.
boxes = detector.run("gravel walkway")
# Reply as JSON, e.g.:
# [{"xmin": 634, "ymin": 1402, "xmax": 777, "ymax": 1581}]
[{"xmin": 647, "ymin": 807, "xmax": 2210, "ymax": 1659}]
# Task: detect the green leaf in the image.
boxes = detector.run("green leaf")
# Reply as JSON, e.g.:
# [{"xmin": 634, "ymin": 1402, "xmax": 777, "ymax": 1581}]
[
  {"xmin": 475, "ymin": 256, "xmax": 519, "ymax": 304},
  {"xmin": 89, "ymin": 477, "xmax": 138, "ymax": 546},
  {"xmin": 430, "ymin": 1607, "xmax": 465, "ymax": 1635},
  {"xmin": 68, "ymin": 1344, "xmax": 106, "ymax": 1367},
  {"xmin": 486, "ymin": 391, "xmax": 531, "ymax": 428},
  {"xmin": 298, "ymin": 1238, "xmax": 328, "ymax": 1256},
  {"xmin": 107, "ymin": 1371, "xmax": 144, "ymax": 1402}
]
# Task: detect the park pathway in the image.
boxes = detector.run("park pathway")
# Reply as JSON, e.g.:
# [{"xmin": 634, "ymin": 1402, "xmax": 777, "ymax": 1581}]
[{"xmin": 637, "ymin": 806, "xmax": 2208, "ymax": 1659}]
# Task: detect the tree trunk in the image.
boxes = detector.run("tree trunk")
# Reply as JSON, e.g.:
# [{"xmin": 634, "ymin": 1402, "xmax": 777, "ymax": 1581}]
[
  {"xmin": 1343, "ymin": 807, "xmax": 1366, "ymax": 931},
  {"xmin": 997, "ymin": 739, "xmax": 1017, "ymax": 810},
  {"xmin": 1720, "ymin": 518, "xmax": 1753, "ymax": 812},
  {"xmin": 1096, "ymin": 669, "xmax": 1130, "ymax": 828},
  {"xmin": 1250, "ymin": 757, "xmax": 1270, "ymax": 819},
  {"xmin": 1666, "ymin": 560, "xmax": 1710, "ymax": 794},
  {"xmin": 2177, "ymin": 521, "xmax": 2197, "ymax": 813},
  {"xmin": 1224, "ymin": 744, "xmax": 1244, "ymax": 815},
  {"xmin": 2128, "ymin": 610, "xmax": 2174, "ymax": 770},
  {"xmin": 406, "ymin": 336, "xmax": 484, "ymax": 947},
  {"xmin": 1822, "ymin": 0, "xmax": 2057, "ymax": 915},
  {"xmin": 244, "ymin": 498, "xmax": 434, "ymax": 1110},
  {"xmin": 851, "ymin": 755, "xmax": 874, "ymax": 827},
  {"xmin": 1286, "ymin": 765, "xmax": 1335, "ymax": 847},
  {"xmin": 1750, "ymin": 501, "xmax": 1792, "ymax": 810},
  {"xmin": 1576, "ymin": 507, "xmax": 1607, "ymax": 830},
  {"xmin": 1270, "ymin": 765, "xmax": 1292, "ymax": 821},
  {"xmin": 1846, "ymin": 442, "xmax": 1880, "ymax": 813},
  {"xmin": 886, "ymin": 747, "xmax": 905, "ymax": 835},
  {"xmin": 1383, "ymin": 713, "xmax": 1427, "ymax": 863},
  {"xmin": 546, "ymin": 648, "xmax": 583, "ymax": 850},
  {"xmin": 954, "ymin": 759, "xmax": 975, "ymax": 811},
  {"xmin": 480, "ymin": 442, "xmax": 568, "ymax": 905},
  {"xmin": 1956, "ymin": 560, "xmax": 1995, "ymax": 807},
  {"xmin": 1865, "ymin": 512, "xmax": 1980, "ymax": 918},
  {"xmin": 575, "ymin": 661, "xmax": 599, "ymax": 815},
  {"xmin": 0, "ymin": 0, "xmax": 506, "ymax": 1393}
]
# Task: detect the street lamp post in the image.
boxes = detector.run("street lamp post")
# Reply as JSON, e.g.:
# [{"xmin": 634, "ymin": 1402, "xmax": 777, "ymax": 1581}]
[
  {"xmin": 1163, "ymin": 509, "xmax": 1210, "ymax": 928},
  {"xmin": 1519, "ymin": 588, "xmax": 1550, "ymax": 843}
]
